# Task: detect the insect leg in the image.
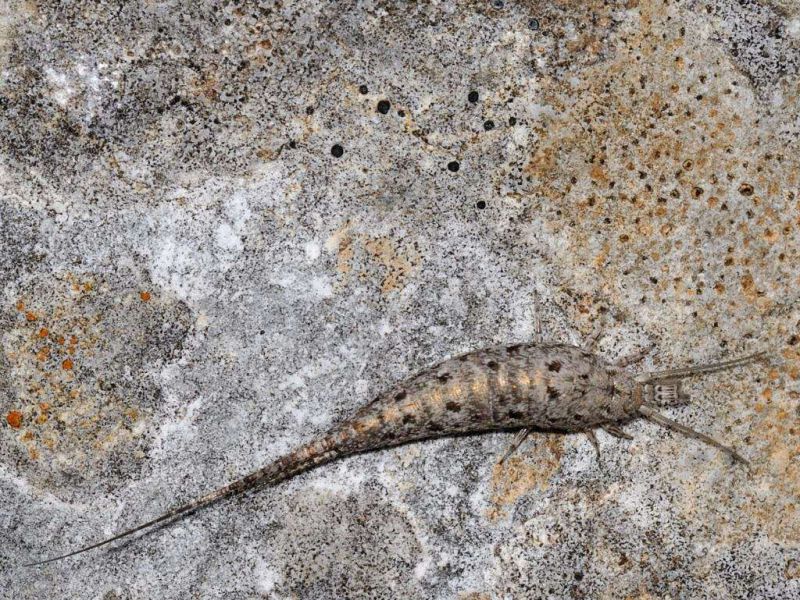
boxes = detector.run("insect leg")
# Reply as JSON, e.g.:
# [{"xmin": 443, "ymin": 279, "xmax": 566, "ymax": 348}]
[
  {"xmin": 638, "ymin": 405, "xmax": 750, "ymax": 469},
  {"xmin": 533, "ymin": 291, "xmax": 543, "ymax": 343},
  {"xmin": 585, "ymin": 430, "xmax": 601, "ymax": 461},
  {"xmin": 635, "ymin": 351, "xmax": 766, "ymax": 383},
  {"xmin": 613, "ymin": 345, "xmax": 654, "ymax": 368},
  {"xmin": 498, "ymin": 428, "xmax": 531, "ymax": 464},
  {"xmin": 602, "ymin": 424, "xmax": 633, "ymax": 440},
  {"xmin": 585, "ymin": 323, "xmax": 604, "ymax": 351}
]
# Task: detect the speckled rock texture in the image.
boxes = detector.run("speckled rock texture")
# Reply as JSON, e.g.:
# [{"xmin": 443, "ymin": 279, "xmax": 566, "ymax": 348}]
[{"xmin": 1, "ymin": 1, "xmax": 799, "ymax": 598}]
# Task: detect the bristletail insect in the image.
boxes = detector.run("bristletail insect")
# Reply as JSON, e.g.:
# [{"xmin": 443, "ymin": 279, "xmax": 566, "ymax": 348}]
[{"xmin": 26, "ymin": 343, "xmax": 766, "ymax": 566}]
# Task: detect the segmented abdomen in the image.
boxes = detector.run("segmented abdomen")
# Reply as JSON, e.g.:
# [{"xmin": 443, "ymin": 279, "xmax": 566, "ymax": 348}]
[{"xmin": 327, "ymin": 343, "xmax": 615, "ymax": 456}]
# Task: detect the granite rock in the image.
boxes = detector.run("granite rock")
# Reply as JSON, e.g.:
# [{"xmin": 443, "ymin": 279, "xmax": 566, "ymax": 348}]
[{"xmin": 1, "ymin": 1, "xmax": 799, "ymax": 598}]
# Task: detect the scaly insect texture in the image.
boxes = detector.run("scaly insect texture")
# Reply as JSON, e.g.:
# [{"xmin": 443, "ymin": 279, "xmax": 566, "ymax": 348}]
[{"xmin": 26, "ymin": 342, "xmax": 766, "ymax": 566}]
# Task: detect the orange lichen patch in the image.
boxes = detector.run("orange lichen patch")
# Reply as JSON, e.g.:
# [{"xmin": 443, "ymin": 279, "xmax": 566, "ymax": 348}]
[
  {"xmin": 336, "ymin": 235, "xmax": 355, "ymax": 276},
  {"xmin": 510, "ymin": 0, "xmax": 800, "ymax": 333},
  {"xmin": 325, "ymin": 221, "xmax": 355, "ymax": 276},
  {"xmin": 740, "ymin": 273, "xmax": 758, "ymax": 301},
  {"xmin": 25, "ymin": 311, "xmax": 37, "ymax": 322},
  {"xmin": 326, "ymin": 223, "xmax": 421, "ymax": 294},
  {"xmin": 36, "ymin": 346, "xmax": 50, "ymax": 362},
  {"xmin": 61, "ymin": 358, "xmax": 74, "ymax": 370},
  {"xmin": 787, "ymin": 559, "xmax": 800, "ymax": 580},
  {"xmin": 38, "ymin": 327, "xmax": 49, "ymax": 338},
  {"xmin": 487, "ymin": 435, "xmax": 564, "ymax": 521},
  {"xmin": 16, "ymin": 300, "xmax": 25, "ymax": 311},
  {"xmin": 139, "ymin": 291, "xmax": 151, "ymax": 302},
  {"xmin": 363, "ymin": 237, "xmax": 420, "ymax": 294},
  {"xmin": 36, "ymin": 412, "xmax": 48, "ymax": 425},
  {"xmin": 6, "ymin": 411, "xmax": 23, "ymax": 429},
  {"xmin": 590, "ymin": 164, "xmax": 609, "ymax": 183}
]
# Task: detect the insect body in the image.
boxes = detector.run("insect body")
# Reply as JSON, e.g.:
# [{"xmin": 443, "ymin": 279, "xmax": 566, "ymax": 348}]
[{"xmin": 27, "ymin": 343, "xmax": 765, "ymax": 566}]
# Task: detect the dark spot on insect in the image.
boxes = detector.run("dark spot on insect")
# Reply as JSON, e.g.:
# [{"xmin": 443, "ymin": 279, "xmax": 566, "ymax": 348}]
[
  {"xmin": 487, "ymin": 360, "xmax": 499, "ymax": 371},
  {"xmin": 508, "ymin": 410, "xmax": 524, "ymax": 420},
  {"xmin": 447, "ymin": 160, "xmax": 460, "ymax": 172},
  {"xmin": 738, "ymin": 182, "xmax": 754, "ymax": 196},
  {"xmin": 547, "ymin": 387, "xmax": 560, "ymax": 400},
  {"xmin": 468, "ymin": 90, "xmax": 479, "ymax": 103},
  {"xmin": 377, "ymin": 99, "xmax": 391, "ymax": 114},
  {"xmin": 580, "ymin": 373, "xmax": 589, "ymax": 380},
  {"xmin": 402, "ymin": 414, "xmax": 416, "ymax": 425},
  {"xmin": 506, "ymin": 344, "xmax": 523, "ymax": 355},
  {"xmin": 446, "ymin": 401, "xmax": 461, "ymax": 412},
  {"xmin": 547, "ymin": 361, "xmax": 562, "ymax": 372},
  {"xmin": 358, "ymin": 84, "xmax": 368, "ymax": 94},
  {"xmin": 429, "ymin": 422, "xmax": 444, "ymax": 432},
  {"xmin": 458, "ymin": 354, "xmax": 469, "ymax": 362},
  {"xmin": 331, "ymin": 144, "xmax": 344, "ymax": 158},
  {"xmin": 395, "ymin": 390, "xmax": 407, "ymax": 401},
  {"xmin": 438, "ymin": 373, "xmax": 452, "ymax": 383}
]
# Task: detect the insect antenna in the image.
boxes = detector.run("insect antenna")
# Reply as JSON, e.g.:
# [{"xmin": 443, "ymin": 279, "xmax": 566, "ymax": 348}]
[
  {"xmin": 636, "ymin": 351, "xmax": 766, "ymax": 383},
  {"xmin": 638, "ymin": 404, "xmax": 750, "ymax": 469}
]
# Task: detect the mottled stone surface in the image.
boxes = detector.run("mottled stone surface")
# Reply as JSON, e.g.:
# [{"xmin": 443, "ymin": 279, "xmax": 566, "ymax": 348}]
[{"xmin": 1, "ymin": 1, "xmax": 799, "ymax": 598}]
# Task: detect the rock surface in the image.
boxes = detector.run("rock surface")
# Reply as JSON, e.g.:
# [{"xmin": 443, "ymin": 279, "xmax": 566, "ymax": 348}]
[{"xmin": 1, "ymin": 1, "xmax": 798, "ymax": 598}]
